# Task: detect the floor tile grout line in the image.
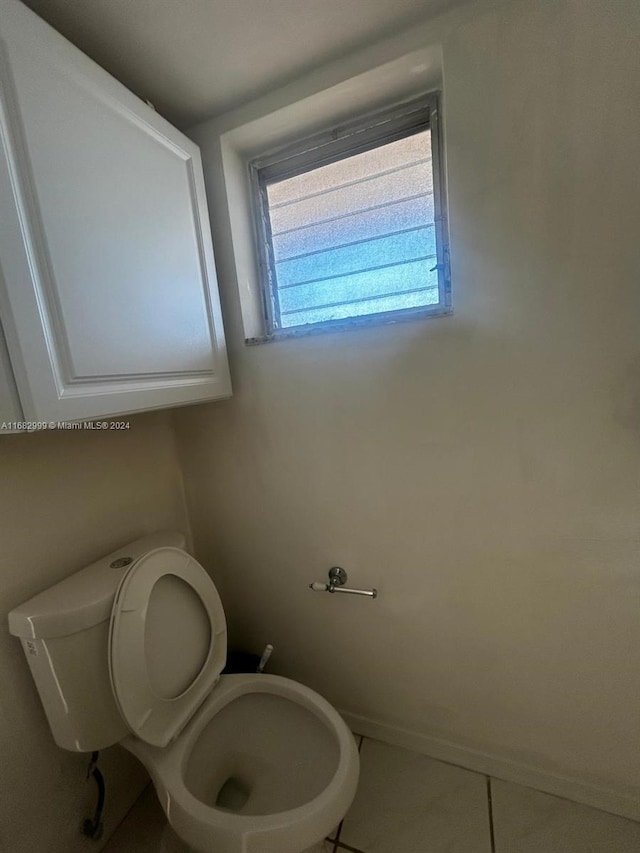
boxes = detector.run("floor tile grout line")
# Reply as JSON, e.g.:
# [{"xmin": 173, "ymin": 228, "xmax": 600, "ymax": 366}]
[
  {"xmin": 335, "ymin": 843, "xmax": 369, "ymax": 853},
  {"xmin": 486, "ymin": 776, "xmax": 496, "ymax": 853},
  {"xmin": 102, "ymin": 782, "xmax": 153, "ymax": 849},
  {"xmin": 330, "ymin": 819, "xmax": 344, "ymax": 852},
  {"xmin": 342, "ymin": 736, "xmax": 501, "ymax": 853}
]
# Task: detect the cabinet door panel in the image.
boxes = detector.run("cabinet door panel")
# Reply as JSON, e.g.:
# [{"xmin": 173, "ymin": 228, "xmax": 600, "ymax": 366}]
[{"xmin": 0, "ymin": 0, "xmax": 231, "ymax": 421}]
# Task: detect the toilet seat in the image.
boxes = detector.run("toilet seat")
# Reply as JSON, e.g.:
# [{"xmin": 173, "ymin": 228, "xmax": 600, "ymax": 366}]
[{"xmin": 109, "ymin": 547, "xmax": 227, "ymax": 747}]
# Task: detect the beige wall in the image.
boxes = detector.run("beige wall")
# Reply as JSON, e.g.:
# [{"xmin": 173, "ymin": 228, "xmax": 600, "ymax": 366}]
[
  {"xmin": 176, "ymin": 0, "xmax": 640, "ymax": 814},
  {"xmin": 0, "ymin": 412, "xmax": 190, "ymax": 853}
]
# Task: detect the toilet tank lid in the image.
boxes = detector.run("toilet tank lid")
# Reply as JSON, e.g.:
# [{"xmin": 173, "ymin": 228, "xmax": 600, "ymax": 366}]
[{"xmin": 8, "ymin": 532, "xmax": 186, "ymax": 640}]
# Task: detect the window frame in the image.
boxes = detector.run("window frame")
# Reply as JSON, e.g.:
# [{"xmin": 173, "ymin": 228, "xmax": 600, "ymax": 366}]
[{"xmin": 248, "ymin": 93, "xmax": 451, "ymax": 340}]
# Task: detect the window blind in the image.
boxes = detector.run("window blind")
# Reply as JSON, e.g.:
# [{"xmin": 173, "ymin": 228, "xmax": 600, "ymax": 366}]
[{"xmin": 263, "ymin": 130, "xmax": 439, "ymax": 329}]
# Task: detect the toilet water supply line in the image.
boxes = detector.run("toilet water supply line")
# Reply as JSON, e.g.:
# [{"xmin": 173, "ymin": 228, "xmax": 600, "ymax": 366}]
[
  {"xmin": 309, "ymin": 567, "xmax": 377, "ymax": 598},
  {"xmin": 82, "ymin": 751, "xmax": 105, "ymax": 841}
]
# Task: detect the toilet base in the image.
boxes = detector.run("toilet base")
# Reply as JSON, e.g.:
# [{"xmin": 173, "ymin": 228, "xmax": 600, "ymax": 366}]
[{"xmin": 158, "ymin": 821, "xmax": 328, "ymax": 853}]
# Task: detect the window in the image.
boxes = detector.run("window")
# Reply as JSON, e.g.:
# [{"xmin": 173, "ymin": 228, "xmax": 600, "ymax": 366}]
[{"xmin": 249, "ymin": 95, "xmax": 450, "ymax": 338}]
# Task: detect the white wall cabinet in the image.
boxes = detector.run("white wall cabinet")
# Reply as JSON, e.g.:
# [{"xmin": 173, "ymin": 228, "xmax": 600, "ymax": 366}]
[{"xmin": 0, "ymin": 0, "xmax": 231, "ymax": 426}]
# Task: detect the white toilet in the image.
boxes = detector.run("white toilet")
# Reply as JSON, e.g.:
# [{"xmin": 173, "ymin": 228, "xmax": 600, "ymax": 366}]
[{"xmin": 8, "ymin": 532, "xmax": 359, "ymax": 853}]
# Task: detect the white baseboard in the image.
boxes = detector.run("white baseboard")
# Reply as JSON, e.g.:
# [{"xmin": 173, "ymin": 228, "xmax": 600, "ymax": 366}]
[{"xmin": 340, "ymin": 710, "xmax": 640, "ymax": 823}]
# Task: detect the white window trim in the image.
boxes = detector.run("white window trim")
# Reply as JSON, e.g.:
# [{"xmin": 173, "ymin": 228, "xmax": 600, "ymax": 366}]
[{"xmin": 247, "ymin": 93, "xmax": 451, "ymax": 343}]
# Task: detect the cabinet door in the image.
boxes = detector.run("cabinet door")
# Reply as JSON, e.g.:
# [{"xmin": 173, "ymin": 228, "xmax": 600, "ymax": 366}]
[{"xmin": 0, "ymin": 0, "xmax": 231, "ymax": 422}]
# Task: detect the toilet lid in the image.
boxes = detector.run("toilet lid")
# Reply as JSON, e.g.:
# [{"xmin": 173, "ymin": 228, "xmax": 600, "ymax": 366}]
[{"xmin": 109, "ymin": 546, "xmax": 227, "ymax": 747}]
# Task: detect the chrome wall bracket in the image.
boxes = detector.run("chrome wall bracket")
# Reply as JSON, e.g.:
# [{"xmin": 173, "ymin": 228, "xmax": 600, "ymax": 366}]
[
  {"xmin": 328, "ymin": 566, "xmax": 347, "ymax": 588},
  {"xmin": 309, "ymin": 567, "xmax": 377, "ymax": 598}
]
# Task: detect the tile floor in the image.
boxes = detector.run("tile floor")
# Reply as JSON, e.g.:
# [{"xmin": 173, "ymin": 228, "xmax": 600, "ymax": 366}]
[{"xmin": 104, "ymin": 736, "xmax": 640, "ymax": 853}]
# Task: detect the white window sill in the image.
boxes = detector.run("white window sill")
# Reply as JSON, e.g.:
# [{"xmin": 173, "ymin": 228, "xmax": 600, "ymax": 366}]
[{"xmin": 245, "ymin": 304, "xmax": 452, "ymax": 345}]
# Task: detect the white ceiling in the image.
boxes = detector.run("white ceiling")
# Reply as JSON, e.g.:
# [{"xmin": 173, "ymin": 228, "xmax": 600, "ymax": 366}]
[{"xmin": 21, "ymin": 0, "xmax": 461, "ymax": 128}]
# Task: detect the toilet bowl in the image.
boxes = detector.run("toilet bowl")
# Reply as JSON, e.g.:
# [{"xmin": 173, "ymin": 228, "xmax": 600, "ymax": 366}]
[
  {"xmin": 8, "ymin": 533, "xmax": 359, "ymax": 853},
  {"xmin": 125, "ymin": 674, "xmax": 358, "ymax": 853}
]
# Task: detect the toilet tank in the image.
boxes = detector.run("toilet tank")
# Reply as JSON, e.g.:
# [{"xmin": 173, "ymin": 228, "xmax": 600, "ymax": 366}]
[{"xmin": 8, "ymin": 531, "xmax": 186, "ymax": 752}]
